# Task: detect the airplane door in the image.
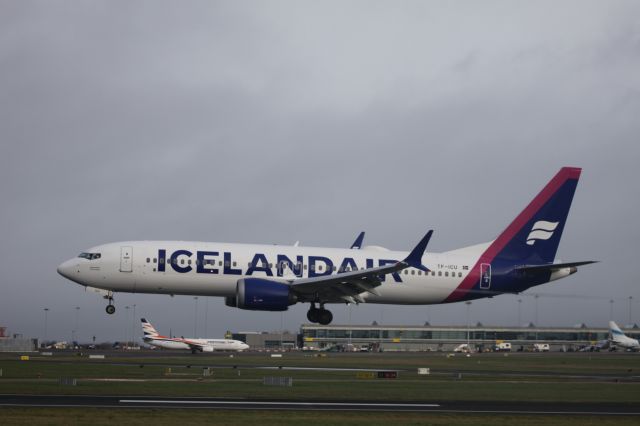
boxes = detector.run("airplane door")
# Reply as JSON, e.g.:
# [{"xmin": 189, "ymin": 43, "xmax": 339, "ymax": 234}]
[
  {"xmin": 480, "ymin": 263, "xmax": 491, "ymax": 289},
  {"xmin": 120, "ymin": 246, "xmax": 133, "ymax": 272}
]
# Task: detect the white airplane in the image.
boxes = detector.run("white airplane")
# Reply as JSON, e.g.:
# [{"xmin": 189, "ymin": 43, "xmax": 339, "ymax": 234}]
[
  {"xmin": 608, "ymin": 321, "xmax": 640, "ymax": 351},
  {"xmin": 58, "ymin": 167, "xmax": 596, "ymax": 325},
  {"xmin": 141, "ymin": 318, "xmax": 249, "ymax": 352}
]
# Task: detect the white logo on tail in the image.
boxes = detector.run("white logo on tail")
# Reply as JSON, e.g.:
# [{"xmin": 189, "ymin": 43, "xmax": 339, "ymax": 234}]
[{"xmin": 526, "ymin": 221, "xmax": 559, "ymax": 245}]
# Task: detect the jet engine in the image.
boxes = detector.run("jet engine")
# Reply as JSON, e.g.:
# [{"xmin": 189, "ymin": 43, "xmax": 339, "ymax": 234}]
[{"xmin": 225, "ymin": 278, "xmax": 297, "ymax": 311}]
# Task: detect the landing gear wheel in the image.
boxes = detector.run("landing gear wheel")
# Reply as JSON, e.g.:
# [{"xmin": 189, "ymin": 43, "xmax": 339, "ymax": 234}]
[
  {"xmin": 307, "ymin": 306, "xmax": 319, "ymax": 323},
  {"xmin": 318, "ymin": 309, "xmax": 333, "ymax": 325},
  {"xmin": 104, "ymin": 291, "xmax": 116, "ymax": 315}
]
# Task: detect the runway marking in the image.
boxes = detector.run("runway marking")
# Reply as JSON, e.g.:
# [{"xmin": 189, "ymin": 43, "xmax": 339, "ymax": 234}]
[
  {"xmin": 3, "ymin": 403, "xmax": 638, "ymax": 415},
  {"xmin": 119, "ymin": 399, "xmax": 440, "ymax": 407}
]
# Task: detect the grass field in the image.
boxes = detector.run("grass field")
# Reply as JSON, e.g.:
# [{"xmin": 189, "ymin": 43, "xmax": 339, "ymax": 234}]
[{"xmin": 1, "ymin": 351, "xmax": 639, "ymax": 424}]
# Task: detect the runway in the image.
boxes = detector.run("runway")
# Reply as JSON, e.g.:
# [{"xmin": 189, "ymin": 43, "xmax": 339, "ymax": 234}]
[{"xmin": 1, "ymin": 394, "xmax": 638, "ymax": 415}]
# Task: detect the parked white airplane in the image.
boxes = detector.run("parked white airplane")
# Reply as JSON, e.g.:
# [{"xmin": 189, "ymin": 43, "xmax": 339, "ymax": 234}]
[
  {"xmin": 608, "ymin": 321, "xmax": 640, "ymax": 351},
  {"xmin": 141, "ymin": 318, "xmax": 249, "ymax": 352},
  {"xmin": 58, "ymin": 167, "xmax": 595, "ymax": 325}
]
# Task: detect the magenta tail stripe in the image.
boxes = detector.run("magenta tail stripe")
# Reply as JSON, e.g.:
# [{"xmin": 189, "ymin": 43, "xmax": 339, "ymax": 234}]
[{"xmin": 444, "ymin": 167, "xmax": 581, "ymax": 302}]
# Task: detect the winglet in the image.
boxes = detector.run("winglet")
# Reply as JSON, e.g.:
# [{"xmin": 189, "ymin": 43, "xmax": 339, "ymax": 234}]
[
  {"xmin": 350, "ymin": 231, "xmax": 365, "ymax": 249},
  {"xmin": 403, "ymin": 230, "xmax": 433, "ymax": 272}
]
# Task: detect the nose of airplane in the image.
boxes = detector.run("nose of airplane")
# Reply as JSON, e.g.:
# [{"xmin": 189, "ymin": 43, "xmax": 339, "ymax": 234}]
[{"xmin": 57, "ymin": 259, "xmax": 78, "ymax": 281}]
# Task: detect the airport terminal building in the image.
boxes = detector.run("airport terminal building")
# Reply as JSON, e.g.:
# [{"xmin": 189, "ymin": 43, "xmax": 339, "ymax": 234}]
[{"xmin": 299, "ymin": 323, "xmax": 640, "ymax": 352}]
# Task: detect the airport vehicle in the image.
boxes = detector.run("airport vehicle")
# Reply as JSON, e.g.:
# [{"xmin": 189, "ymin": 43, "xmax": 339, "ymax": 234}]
[
  {"xmin": 578, "ymin": 340, "xmax": 609, "ymax": 352},
  {"xmin": 141, "ymin": 318, "xmax": 249, "ymax": 353},
  {"xmin": 533, "ymin": 343, "xmax": 550, "ymax": 352},
  {"xmin": 58, "ymin": 167, "xmax": 595, "ymax": 325},
  {"xmin": 494, "ymin": 342, "xmax": 512, "ymax": 352},
  {"xmin": 453, "ymin": 343, "xmax": 472, "ymax": 353},
  {"xmin": 608, "ymin": 321, "xmax": 640, "ymax": 351}
]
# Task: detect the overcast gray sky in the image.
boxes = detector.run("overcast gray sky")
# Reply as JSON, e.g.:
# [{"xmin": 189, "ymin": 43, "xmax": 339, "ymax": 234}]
[{"xmin": 1, "ymin": 1, "xmax": 639, "ymax": 343}]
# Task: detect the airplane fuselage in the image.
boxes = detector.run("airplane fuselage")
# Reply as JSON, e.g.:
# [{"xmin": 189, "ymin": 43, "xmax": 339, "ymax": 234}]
[
  {"xmin": 145, "ymin": 336, "xmax": 248, "ymax": 352},
  {"xmin": 58, "ymin": 240, "xmax": 575, "ymax": 305}
]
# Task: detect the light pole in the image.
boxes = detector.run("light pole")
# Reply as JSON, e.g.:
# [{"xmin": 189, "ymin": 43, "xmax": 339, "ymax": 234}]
[
  {"xmin": 204, "ymin": 297, "xmax": 209, "ymax": 337},
  {"xmin": 517, "ymin": 299, "xmax": 522, "ymax": 327},
  {"xmin": 74, "ymin": 307, "xmax": 80, "ymax": 343},
  {"xmin": 193, "ymin": 297, "xmax": 199, "ymax": 337},
  {"xmin": 534, "ymin": 294, "xmax": 539, "ymax": 326},
  {"xmin": 124, "ymin": 306, "xmax": 130, "ymax": 349},
  {"xmin": 131, "ymin": 304, "xmax": 136, "ymax": 348},
  {"xmin": 280, "ymin": 311, "xmax": 284, "ymax": 349},
  {"xmin": 43, "ymin": 308, "xmax": 49, "ymax": 343},
  {"xmin": 465, "ymin": 301, "xmax": 472, "ymax": 347},
  {"xmin": 629, "ymin": 296, "xmax": 633, "ymax": 325},
  {"xmin": 609, "ymin": 299, "xmax": 614, "ymax": 321},
  {"xmin": 348, "ymin": 304, "xmax": 352, "ymax": 347}
]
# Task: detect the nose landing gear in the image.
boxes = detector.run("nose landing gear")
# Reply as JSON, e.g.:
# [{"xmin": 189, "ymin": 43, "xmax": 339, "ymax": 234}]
[
  {"xmin": 104, "ymin": 292, "xmax": 116, "ymax": 315},
  {"xmin": 307, "ymin": 303, "xmax": 333, "ymax": 325}
]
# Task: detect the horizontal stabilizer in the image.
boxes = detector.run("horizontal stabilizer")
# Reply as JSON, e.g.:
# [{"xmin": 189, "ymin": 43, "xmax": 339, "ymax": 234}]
[{"xmin": 515, "ymin": 261, "xmax": 598, "ymax": 273}]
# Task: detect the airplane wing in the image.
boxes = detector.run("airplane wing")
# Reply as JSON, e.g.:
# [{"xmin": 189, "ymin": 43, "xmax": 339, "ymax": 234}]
[
  {"xmin": 515, "ymin": 261, "xmax": 598, "ymax": 273},
  {"xmin": 289, "ymin": 231, "xmax": 432, "ymax": 304},
  {"xmin": 179, "ymin": 338, "xmax": 211, "ymax": 352}
]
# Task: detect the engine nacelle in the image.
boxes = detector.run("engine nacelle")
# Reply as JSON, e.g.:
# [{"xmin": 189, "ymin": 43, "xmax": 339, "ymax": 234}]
[
  {"xmin": 225, "ymin": 278, "xmax": 296, "ymax": 311},
  {"xmin": 201, "ymin": 345, "xmax": 214, "ymax": 352}
]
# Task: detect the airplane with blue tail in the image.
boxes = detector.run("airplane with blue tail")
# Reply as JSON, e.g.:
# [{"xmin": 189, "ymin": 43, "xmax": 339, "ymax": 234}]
[
  {"xmin": 57, "ymin": 167, "xmax": 596, "ymax": 325},
  {"xmin": 608, "ymin": 321, "xmax": 640, "ymax": 351}
]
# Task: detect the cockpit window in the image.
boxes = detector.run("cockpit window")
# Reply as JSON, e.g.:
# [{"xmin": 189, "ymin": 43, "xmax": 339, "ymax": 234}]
[{"xmin": 78, "ymin": 252, "xmax": 101, "ymax": 260}]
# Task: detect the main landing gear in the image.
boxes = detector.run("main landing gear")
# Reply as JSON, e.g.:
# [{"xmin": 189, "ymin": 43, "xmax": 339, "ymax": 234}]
[
  {"xmin": 307, "ymin": 303, "xmax": 333, "ymax": 325},
  {"xmin": 104, "ymin": 292, "xmax": 116, "ymax": 315}
]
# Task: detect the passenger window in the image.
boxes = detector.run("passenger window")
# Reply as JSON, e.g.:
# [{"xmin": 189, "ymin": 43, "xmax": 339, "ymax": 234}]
[
  {"xmin": 411, "ymin": 270, "xmax": 415, "ymax": 275},
  {"xmin": 188, "ymin": 259, "xmax": 192, "ymax": 265},
  {"xmin": 225, "ymin": 261, "xmax": 230, "ymax": 267},
  {"xmin": 233, "ymin": 261, "xmax": 237, "ymax": 267},
  {"xmin": 180, "ymin": 259, "xmax": 185, "ymax": 265},
  {"xmin": 219, "ymin": 261, "xmax": 223, "ymax": 266},
  {"xmin": 153, "ymin": 258, "xmax": 157, "ymax": 263},
  {"xmin": 318, "ymin": 265, "xmax": 323, "ymax": 271},
  {"xmin": 160, "ymin": 259, "xmax": 165, "ymax": 264},
  {"xmin": 146, "ymin": 258, "xmax": 150, "ymax": 263},
  {"xmin": 458, "ymin": 272, "xmax": 462, "ymax": 277},
  {"xmin": 445, "ymin": 271, "xmax": 449, "ymax": 277},
  {"xmin": 438, "ymin": 271, "xmax": 442, "ymax": 276}
]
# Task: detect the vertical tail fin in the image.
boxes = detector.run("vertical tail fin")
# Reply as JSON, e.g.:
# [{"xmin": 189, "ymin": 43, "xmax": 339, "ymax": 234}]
[
  {"xmin": 609, "ymin": 321, "xmax": 625, "ymax": 337},
  {"xmin": 489, "ymin": 167, "xmax": 581, "ymax": 264},
  {"xmin": 141, "ymin": 318, "xmax": 160, "ymax": 338},
  {"xmin": 445, "ymin": 168, "xmax": 584, "ymax": 303}
]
